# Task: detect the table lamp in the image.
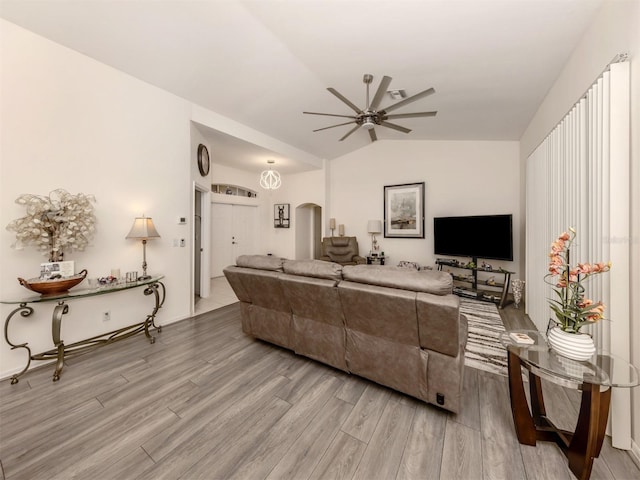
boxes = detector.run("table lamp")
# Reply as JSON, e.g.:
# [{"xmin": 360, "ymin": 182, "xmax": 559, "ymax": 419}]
[
  {"xmin": 367, "ymin": 220, "xmax": 382, "ymax": 253},
  {"xmin": 126, "ymin": 215, "xmax": 160, "ymax": 280}
]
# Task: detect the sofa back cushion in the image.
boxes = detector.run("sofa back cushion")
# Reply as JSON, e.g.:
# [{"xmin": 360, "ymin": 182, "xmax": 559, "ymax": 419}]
[
  {"xmin": 280, "ymin": 273, "xmax": 347, "ymax": 371},
  {"xmin": 236, "ymin": 254, "xmax": 284, "ymax": 272},
  {"xmin": 283, "ymin": 259, "xmax": 343, "ymax": 281},
  {"xmin": 342, "ymin": 265, "xmax": 452, "ymax": 295},
  {"xmin": 338, "ymin": 281, "xmax": 419, "ymax": 345},
  {"xmin": 234, "ymin": 268, "xmax": 289, "ymax": 312},
  {"xmin": 280, "ymin": 274, "xmax": 343, "ymax": 325}
]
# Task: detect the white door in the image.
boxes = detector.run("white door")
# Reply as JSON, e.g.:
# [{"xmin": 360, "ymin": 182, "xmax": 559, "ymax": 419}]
[
  {"xmin": 232, "ymin": 205, "xmax": 256, "ymax": 259},
  {"xmin": 210, "ymin": 203, "xmax": 257, "ymax": 277}
]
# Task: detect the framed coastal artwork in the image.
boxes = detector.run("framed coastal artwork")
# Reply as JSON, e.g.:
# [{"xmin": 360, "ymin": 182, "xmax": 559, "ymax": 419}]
[{"xmin": 383, "ymin": 182, "xmax": 425, "ymax": 238}]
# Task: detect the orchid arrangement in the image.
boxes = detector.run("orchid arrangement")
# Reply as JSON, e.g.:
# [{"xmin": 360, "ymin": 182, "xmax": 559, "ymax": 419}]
[
  {"xmin": 6, "ymin": 189, "xmax": 96, "ymax": 262},
  {"xmin": 545, "ymin": 228, "xmax": 611, "ymax": 333}
]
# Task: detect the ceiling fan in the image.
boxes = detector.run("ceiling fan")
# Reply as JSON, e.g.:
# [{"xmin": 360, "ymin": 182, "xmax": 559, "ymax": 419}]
[{"xmin": 303, "ymin": 74, "xmax": 437, "ymax": 142}]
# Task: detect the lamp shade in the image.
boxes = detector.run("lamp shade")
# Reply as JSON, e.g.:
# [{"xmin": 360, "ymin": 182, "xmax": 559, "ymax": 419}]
[
  {"xmin": 367, "ymin": 220, "xmax": 382, "ymax": 234},
  {"xmin": 126, "ymin": 216, "xmax": 161, "ymax": 239}
]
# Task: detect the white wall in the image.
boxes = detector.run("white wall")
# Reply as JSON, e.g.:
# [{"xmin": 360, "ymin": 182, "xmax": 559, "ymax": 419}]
[
  {"xmin": 519, "ymin": 0, "xmax": 640, "ymax": 455},
  {"xmin": 263, "ymin": 168, "xmax": 326, "ymax": 259},
  {"xmin": 205, "ymin": 163, "xmax": 325, "ymax": 261},
  {"xmin": 0, "ymin": 20, "xmax": 197, "ymax": 377},
  {"xmin": 329, "ymin": 140, "xmax": 521, "ymax": 272}
]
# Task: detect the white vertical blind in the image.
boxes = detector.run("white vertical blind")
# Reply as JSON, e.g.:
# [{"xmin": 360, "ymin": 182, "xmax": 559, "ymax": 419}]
[{"xmin": 526, "ymin": 61, "xmax": 630, "ymax": 448}]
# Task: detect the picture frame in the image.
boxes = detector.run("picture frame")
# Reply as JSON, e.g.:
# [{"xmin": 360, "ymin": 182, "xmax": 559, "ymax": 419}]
[
  {"xmin": 274, "ymin": 203, "xmax": 290, "ymax": 228},
  {"xmin": 383, "ymin": 182, "xmax": 425, "ymax": 238},
  {"xmin": 40, "ymin": 260, "xmax": 75, "ymax": 279}
]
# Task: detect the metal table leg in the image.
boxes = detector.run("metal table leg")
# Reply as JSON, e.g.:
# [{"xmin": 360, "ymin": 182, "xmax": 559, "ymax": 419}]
[
  {"xmin": 51, "ymin": 302, "xmax": 69, "ymax": 381},
  {"xmin": 3, "ymin": 303, "xmax": 34, "ymax": 384}
]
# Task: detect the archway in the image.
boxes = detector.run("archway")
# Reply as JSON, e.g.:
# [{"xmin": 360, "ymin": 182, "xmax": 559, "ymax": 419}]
[{"xmin": 295, "ymin": 203, "xmax": 322, "ymax": 260}]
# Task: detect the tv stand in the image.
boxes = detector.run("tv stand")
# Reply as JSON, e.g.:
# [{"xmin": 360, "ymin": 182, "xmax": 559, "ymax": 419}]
[{"xmin": 436, "ymin": 257, "xmax": 514, "ymax": 308}]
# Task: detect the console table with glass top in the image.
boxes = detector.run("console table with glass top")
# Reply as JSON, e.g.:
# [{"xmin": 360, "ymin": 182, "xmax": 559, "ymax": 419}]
[
  {"xmin": 500, "ymin": 330, "xmax": 639, "ymax": 480},
  {"xmin": 2, "ymin": 275, "xmax": 165, "ymax": 384}
]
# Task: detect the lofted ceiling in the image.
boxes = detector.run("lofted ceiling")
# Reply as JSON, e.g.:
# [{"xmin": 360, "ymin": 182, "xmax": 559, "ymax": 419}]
[{"xmin": 0, "ymin": 0, "xmax": 604, "ymax": 173}]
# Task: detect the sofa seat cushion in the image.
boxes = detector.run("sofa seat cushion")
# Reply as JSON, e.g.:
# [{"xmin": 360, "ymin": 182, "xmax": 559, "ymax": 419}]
[
  {"xmin": 283, "ymin": 259, "xmax": 343, "ymax": 281},
  {"xmin": 342, "ymin": 265, "xmax": 453, "ymax": 295},
  {"xmin": 236, "ymin": 254, "xmax": 284, "ymax": 272}
]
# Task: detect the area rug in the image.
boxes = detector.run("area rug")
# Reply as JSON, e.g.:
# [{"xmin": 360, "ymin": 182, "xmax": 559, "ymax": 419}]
[{"xmin": 460, "ymin": 298, "xmax": 508, "ymax": 376}]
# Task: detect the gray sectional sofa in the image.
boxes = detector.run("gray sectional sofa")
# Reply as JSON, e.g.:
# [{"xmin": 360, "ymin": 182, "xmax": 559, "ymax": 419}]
[{"xmin": 223, "ymin": 255, "xmax": 468, "ymax": 413}]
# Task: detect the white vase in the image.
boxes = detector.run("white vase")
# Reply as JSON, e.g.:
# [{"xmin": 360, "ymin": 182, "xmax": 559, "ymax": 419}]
[{"xmin": 547, "ymin": 326, "xmax": 596, "ymax": 361}]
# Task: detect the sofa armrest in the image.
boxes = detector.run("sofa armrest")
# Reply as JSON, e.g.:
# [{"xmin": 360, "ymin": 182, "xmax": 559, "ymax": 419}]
[
  {"xmin": 416, "ymin": 292, "xmax": 463, "ymax": 356},
  {"xmin": 354, "ymin": 255, "xmax": 366, "ymax": 265}
]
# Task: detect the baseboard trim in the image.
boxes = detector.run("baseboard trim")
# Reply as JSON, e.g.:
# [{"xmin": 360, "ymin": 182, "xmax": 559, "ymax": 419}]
[
  {"xmin": 631, "ymin": 439, "xmax": 640, "ymax": 469},
  {"xmin": 0, "ymin": 358, "xmax": 56, "ymax": 382}
]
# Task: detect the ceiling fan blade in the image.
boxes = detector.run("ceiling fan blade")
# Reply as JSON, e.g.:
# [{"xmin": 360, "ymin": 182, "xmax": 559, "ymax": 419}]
[
  {"xmin": 384, "ymin": 111, "xmax": 437, "ymax": 119},
  {"xmin": 327, "ymin": 88, "xmax": 362, "ymax": 114},
  {"xmin": 313, "ymin": 121, "xmax": 356, "ymax": 132},
  {"xmin": 380, "ymin": 121, "xmax": 412, "ymax": 134},
  {"xmin": 339, "ymin": 124, "xmax": 361, "ymax": 141},
  {"xmin": 303, "ymin": 111, "xmax": 357, "ymax": 119},
  {"xmin": 368, "ymin": 128, "xmax": 377, "ymax": 142},
  {"xmin": 381, "ymin": 87, "xmax": 435, "ymax": 114},
  {"xmin": 369, "ymin": 76, "xmax": 392, "ymax": 111}
]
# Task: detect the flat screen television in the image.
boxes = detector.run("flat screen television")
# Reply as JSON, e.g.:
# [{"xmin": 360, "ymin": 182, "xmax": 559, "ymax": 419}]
[{"xmin": 434, "ymin": 214, "xmax": 513, "ymax": 261}]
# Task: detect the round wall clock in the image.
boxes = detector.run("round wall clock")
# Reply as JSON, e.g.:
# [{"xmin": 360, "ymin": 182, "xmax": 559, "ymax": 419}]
[{"xmin": 197, "ymin": 144, "xmax": 210, "ymax": 177}]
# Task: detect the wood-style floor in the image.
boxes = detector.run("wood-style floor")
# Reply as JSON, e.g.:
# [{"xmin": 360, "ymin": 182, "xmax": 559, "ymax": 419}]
[{"xmin": 1, "ymin": 302, "xmax": 638, "ymax": 480}]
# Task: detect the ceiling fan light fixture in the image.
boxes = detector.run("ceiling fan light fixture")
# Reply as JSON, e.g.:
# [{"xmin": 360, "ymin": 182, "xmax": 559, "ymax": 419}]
[
  {"xmin": 388, "ymin": 89, "xmax": 407, "ymax": 100},
  {"xmin": 304, "ymin": 74, "xmax": 436, "ymax": 143},
  {"xmin": 260, "ymin": 160, "xmax": 282, "ymax": 190}
]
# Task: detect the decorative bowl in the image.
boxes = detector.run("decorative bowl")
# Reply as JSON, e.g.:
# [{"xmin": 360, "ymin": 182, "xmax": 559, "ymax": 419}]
[{"xmin": 18, "ymin": 269, "xmax": 88, "ymax": 295}]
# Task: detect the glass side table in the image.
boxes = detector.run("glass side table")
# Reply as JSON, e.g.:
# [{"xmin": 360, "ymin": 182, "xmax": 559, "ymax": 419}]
[
  {"xmin": 2, "ymin": 275, "xmax": 165, "ymax": 384},
  {"xmin": 500, "ymin": 330, "xmax": 639, "ymax": 480}
]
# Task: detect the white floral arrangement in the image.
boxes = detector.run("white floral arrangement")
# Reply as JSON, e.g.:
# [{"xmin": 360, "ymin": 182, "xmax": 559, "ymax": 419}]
[{"xmin": 6, "ymin": 189, "xmax": 96, "ymax": 262}]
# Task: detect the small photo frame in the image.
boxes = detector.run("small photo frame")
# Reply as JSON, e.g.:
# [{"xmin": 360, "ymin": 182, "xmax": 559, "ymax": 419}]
[
  {"xmin": 274, "ymin": 203, "xmax": 290, "ymax": 228},
  {"xmin": 40, "ymin": 261, "xmax": 75, "ymax": 279},
  {"xmin": 384, "ymin": 182, "xmax": 425, "ymax": 238}
]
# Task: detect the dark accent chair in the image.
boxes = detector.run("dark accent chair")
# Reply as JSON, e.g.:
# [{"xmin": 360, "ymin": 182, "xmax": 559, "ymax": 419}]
[{"xmin": 319, "ymin": 236, "xmax": 366, "ymax": 266}]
